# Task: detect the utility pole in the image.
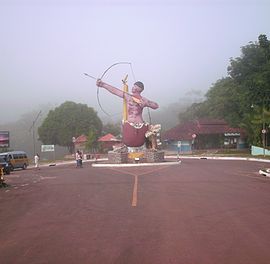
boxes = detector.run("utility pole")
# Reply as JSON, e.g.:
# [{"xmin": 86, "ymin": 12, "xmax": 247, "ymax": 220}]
[
  {"xmin": 29, "ymin": 110, "xmax": 42, "ymax": 157},
  {"xmin": 252, "ymin": 99, "xmax": 269, "ymax": 157}
]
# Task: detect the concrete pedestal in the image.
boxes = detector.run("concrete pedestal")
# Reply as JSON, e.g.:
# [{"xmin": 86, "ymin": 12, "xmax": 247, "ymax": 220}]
[
  {"xmin": 108, "ymin": 151, "xmax": 128, "ymax": 164},
  {"xmin": 144, "ymin": 150, "xmax": 165, "ymax": 163}
]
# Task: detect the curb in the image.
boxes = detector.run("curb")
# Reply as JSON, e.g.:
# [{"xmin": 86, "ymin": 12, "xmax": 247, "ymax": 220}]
[
  {"xmin": 92, "ymin": 160, "xmax": 181, "ymax": 168},
  {"xmin": 27, "ymin": 156, "xmax": 270, "ymax": 169},
  {"xmin": 165, "ymin": 155, "xmax": 270, "ymax": 163}
]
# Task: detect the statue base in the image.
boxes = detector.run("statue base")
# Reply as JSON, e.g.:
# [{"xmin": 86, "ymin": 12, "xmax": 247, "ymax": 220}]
[
  {"xmin": 108, "ymin": 151, "xmax": 128, "ymax": 164},
  {"xmin": 144, "ymin": 149, "xmax": 165, "ymax": 163},
  {"xmin": 128, "ymin": 152, "xmax": 144, "ymax": 163},
  {"xmin": 107, "ymin": 148, "xmax": 165, "ymax": 164}
]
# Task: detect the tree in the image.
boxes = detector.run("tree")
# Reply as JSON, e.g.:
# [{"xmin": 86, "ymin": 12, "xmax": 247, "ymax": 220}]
[
  {"xmin": 203, "ymin": 77, "xmax": 246, "ymax": 126},
  {"xmin": 228, "ymin": 34, "xmax": 270, "ymax": 102},
  {"xmin": 85, "ymin": 130, "xmax": 98, "ymax": 152},
  {"xmin": 178, "ymin": 34, "xmax": 270, "ymax": 147},
  {"xmin": 227, "ymin": 34, "xmax": 270, "ymax": 145},
  {"xmin": 102, "ymin": 122, "xmax": 121, "ymax": 136},
  {"xmin": 178, "ymin": 101, "xmax": 208, "ymax": 123},
  {"xmin": 38, "ymin": 101, "xmax": 102, "ymax": 153}
]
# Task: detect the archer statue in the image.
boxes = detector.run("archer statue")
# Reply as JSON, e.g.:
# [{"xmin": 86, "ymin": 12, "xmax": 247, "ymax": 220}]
[{"xmin": 96, "ymin": 78, "xmax": 159, "ymax": 148}]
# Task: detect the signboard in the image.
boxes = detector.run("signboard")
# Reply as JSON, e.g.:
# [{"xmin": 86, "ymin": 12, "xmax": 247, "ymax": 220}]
[
  {"xmin": 224, "ymin": 133, "xmax": 240, "ymax": 136},
  {"xmin": 192, "ymin": 134, "xmax": 197, "ymax": 139},
  {"xmin": 41, "ymin": 145, "xmax": 55, "ymax": 152},
  {"xmin": 0, "ymin": 131, "xmax": 9, "ymax": 147}
]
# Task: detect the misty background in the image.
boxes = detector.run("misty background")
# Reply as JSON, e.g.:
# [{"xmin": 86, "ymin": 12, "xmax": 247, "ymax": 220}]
[{"xmin": 1, "ymin": 0, "xmax": 269, "ymax": 158}]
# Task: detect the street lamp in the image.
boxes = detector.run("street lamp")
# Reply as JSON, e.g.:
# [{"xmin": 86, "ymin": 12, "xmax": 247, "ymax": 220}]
[
  {"xmin": 251, "ymin": 99, "xmax": 269, "ymax": 157},
  {"xmin": 72, "ymin": 136, "xmax": 76, "ymax": 157},
  {"xmin": 29, "ymin": 110, "xmax": 42, "ymax": 157}
]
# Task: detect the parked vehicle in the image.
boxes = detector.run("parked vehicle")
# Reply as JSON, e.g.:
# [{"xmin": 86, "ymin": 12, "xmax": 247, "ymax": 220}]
[
  {"xmin": 0, "ymin": 157, "xmax": 11, "ymax": 174},
  {"xmin": 0, "ymin": 151, "xmax": 29, "ymax": 170}
]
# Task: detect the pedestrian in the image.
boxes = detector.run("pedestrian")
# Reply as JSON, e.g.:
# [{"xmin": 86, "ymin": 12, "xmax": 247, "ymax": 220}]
[
  {"xmin": 75, "ymin": 150, "xmax": 83, "ymax": 168},
  {"xmin": 34, "ymin": 153, "xmax": 40, "ymax": 169},
  {"xmin": 79, "ymin": 151, "xmax": 83, "ymax": 168}
]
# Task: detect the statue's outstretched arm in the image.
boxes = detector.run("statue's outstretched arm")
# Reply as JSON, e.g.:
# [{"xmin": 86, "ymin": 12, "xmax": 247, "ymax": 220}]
[{"xmin": 96, "ymin": 79, "xmax": 125, "ymax": 98}]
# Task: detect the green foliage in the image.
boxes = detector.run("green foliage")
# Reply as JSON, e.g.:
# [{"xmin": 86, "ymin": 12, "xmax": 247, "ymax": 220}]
[
  {"xmin": 204, "ymin": 78, "xmax": 241, "ymax": 124},
  {"xmin": 178, "ymin": 34, "xmax": 270, "ymax": 147},
  {"xmin": 38, "ymin": 101, "xmax": 102, "ymax": 152},
  {"xmin": 178, "ymin": 101, "xmax": 208, "ymax": 123},
  {"xmin": 230, "ymin": 35, "xmax": 270, "ymax": 97},
  {"xmin": 85, "ymin": 130, "xmax": 98, "ymax": 151},
  {"xmin": 102, "ymin": 122, "xmax": 121, "ymax": 136}
]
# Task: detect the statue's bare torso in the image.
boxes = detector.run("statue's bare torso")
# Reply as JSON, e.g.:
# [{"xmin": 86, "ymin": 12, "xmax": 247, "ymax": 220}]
[{"xmin": 96, "ymin": 80, "xmax": 158, "ymax": 124}]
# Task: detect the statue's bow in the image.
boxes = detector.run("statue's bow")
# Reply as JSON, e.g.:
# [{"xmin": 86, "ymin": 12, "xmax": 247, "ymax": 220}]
[{"xmin": 96, "ymin": 62, "xmax": 135, "ymax": 116}]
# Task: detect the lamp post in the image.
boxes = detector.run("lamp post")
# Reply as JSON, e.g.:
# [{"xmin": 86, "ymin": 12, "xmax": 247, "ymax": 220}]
[
  {"xmin": 29, "ymin": 110, "xmax": 42, "ymax": 157},
  {"xmin": 191, "ymin": 134, "xmax": 197, "ymax": 154},
  {"xmin": 251, "ymin": 99, "xmax": 269, "ymax": 157},
  {"xmin": 72, "ymin": 136, "xmax": 76, "ymax": 157},
  {"xmin": 177, "ymin": 141, "xmax": 181, "ymax": 161}
]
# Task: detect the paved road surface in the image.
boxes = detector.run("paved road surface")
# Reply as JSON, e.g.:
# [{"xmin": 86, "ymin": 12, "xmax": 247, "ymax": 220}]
[{"xmin": 1, "ymin": 159, "xmax": 270, "ymax": 264}]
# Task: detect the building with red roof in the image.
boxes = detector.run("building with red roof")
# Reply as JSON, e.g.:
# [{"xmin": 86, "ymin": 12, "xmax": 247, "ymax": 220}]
[
  {"xmin": 162, "ymin": 119, "xmax": 246, "ymax": 152},
  {"xmin": 73, "ymin": 134, "xmax": 88, "ymax": 151},
  {"xmin": 73, "ymin": 133, "xmax": 121, "ymax": 154},
  {"xmin": 98, "ymin": 133, "xmax": 121, "ymax": 151}
]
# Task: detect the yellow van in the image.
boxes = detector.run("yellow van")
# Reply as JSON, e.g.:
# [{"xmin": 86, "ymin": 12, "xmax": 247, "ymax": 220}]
[{"xmin": 0, "ymin": 151, "xmax": 29, "ymax": 170}]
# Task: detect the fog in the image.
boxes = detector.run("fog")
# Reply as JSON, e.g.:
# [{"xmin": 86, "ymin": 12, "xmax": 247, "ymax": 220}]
[{"xmin": 1, "ymin": 0, "xmax": 269, "ymax": 124}]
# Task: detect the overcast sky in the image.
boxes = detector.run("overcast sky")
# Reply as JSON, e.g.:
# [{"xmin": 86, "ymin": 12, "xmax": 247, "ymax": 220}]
[{"xmin": 1, "ymin": 0, "xmax": 269, "ymax": 123}]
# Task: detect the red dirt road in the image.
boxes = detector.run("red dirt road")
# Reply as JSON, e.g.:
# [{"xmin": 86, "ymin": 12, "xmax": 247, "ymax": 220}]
[{"xmin": 1, "ymin": 159, "xmax": 270, "ymax": 264}]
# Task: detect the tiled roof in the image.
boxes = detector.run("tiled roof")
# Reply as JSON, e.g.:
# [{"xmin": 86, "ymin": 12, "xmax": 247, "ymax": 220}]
[
  {"xmin": 98, "ymin": 133, "xmax": 120, "ymax": 142},
  {"xmin": 74, "ymin": 134, "xmax": 87, "ymax": 143},
  {"xmin": 162, "ymin": 119, "xmax": 245, "ymax": 141}
]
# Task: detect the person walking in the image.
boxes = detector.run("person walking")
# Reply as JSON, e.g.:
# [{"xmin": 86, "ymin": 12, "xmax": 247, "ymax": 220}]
[
  {"xmin": 79, "ymin": 151, "xmax": 83, "ymax": 168},
  {"xmin": 34, "ymin": 153, "xmax": 40, "ymax": 170}
]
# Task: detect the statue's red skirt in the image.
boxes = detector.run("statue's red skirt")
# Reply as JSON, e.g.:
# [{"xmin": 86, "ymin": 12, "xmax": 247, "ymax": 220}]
[{"xmin": 122, "ymin": 122, "xmax": 148, "ymax": 147}]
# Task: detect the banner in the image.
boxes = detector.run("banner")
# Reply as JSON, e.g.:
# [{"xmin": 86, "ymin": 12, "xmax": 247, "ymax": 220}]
[
  {"xmin": 0, "ymin": 131, "xmax": 9, "ymax": 147},
  {"xmin": 41, "ymin": 145, "xmax": 55, "ymax": 152}
]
